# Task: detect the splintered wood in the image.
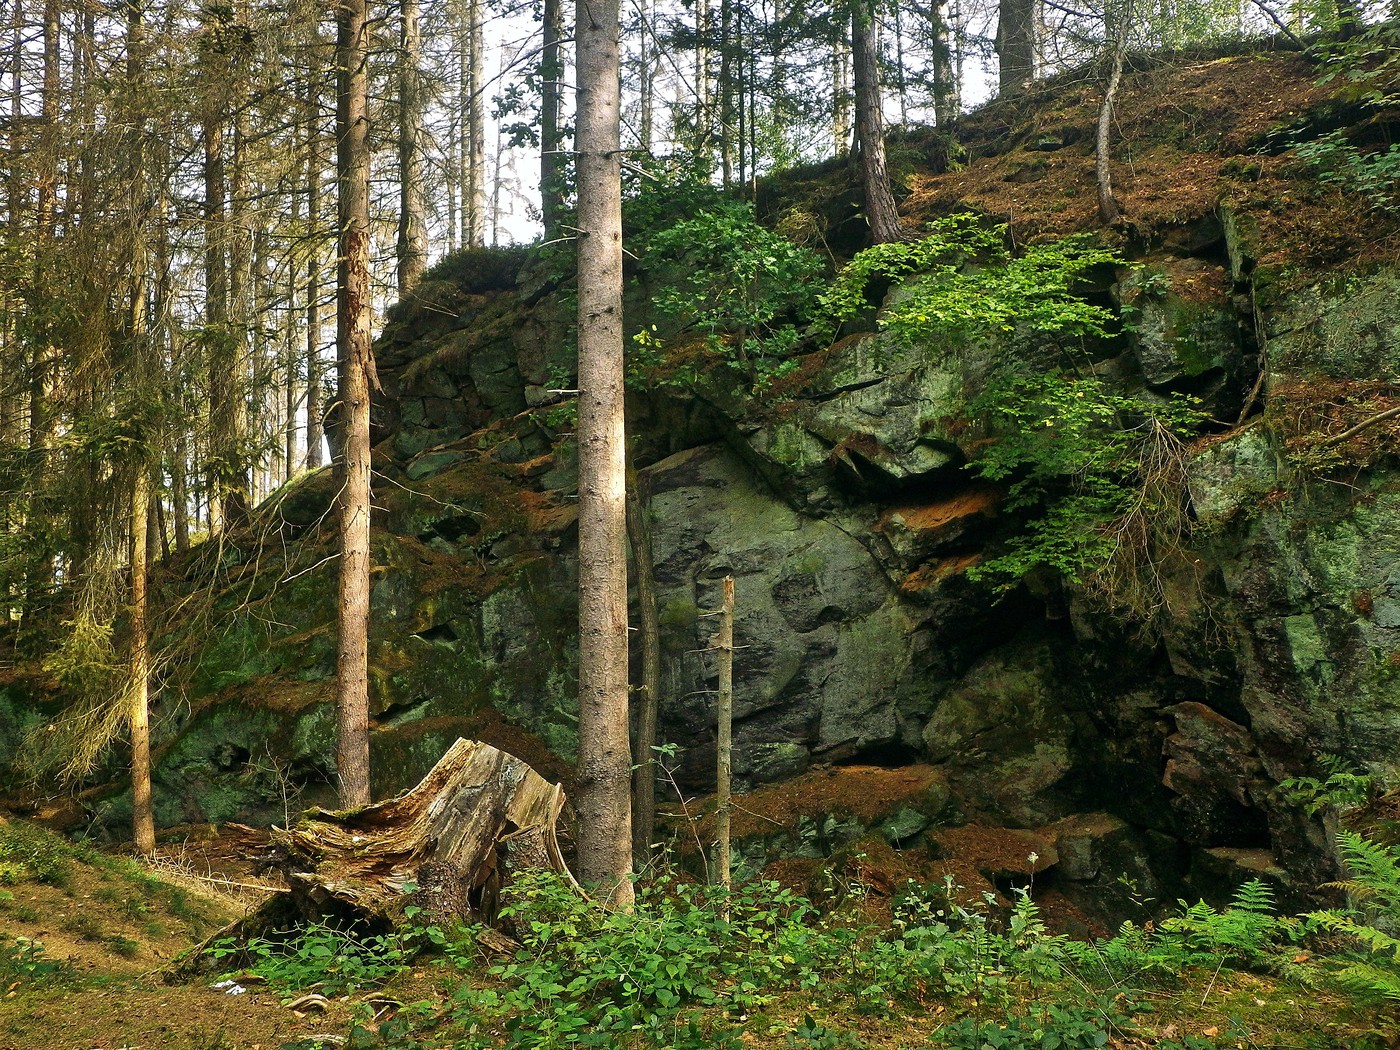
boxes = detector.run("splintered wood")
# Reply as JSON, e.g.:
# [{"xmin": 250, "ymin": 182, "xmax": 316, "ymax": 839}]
[
  {"xmin": 169, "ymin": 739, "xmax": 573, "ymax": 977},
  {"xmin": 273, "ymin": 737, "xmax": 576, "ymax": 921}
]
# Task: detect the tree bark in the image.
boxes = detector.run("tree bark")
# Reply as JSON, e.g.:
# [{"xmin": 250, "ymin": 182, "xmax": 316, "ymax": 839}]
[
  {"xmin": 1096, "ymin": 6, "xmax": 1128, "ymax": 225},
  {"xmin": 304, "ymin": 54, "xmax": 325, "ymax": 471},
  {"xmin": 171, "ymin": 740, "xmax": 577, "ymax": 978},
  {"xmin": 203, "ymin": 95, "xmax": 230, "ymax": 537},
  {"xmin": 930, "ymin": 0, "xmax": 960, "ymax": 128},
  {"xmin": 225, "ymin": 110, "xmax": 252, "ymax": 524},
  {"xmin": 540, "ymin": 0, "xmax": 565, "ymax": 238},
  {"xmin": 575, "ymin": 0, "xmax": 634, "ymax": 907},
  {"xmin": 714, "ymin": 576, "xmax": 734, "ymax": 902},
  {"xmin": 720, "ymin": 0, "xmax": 734, "ymax": 185},
  {"xmin": 832, "ymin": 37, "xmax": 851, "ymax": 153},
  {"xmin": 696, "ymin": 0, "xmax": 712, "ymax": 160},
  {"xmin": 851, "ymin": 1, "xmax": 904, "ymax": 244},
  {"xmin": 126, "ymin": 0, "xmax": 154, "ymax": 857},
  {"xmin": 996, "ymin": 0, "xmax": 1037, "ymax": 96},
  {"xmin": 336, "ymin": 0, "xmax": 374, "ymax": 810},
  {"xmin": 129, "ymin": 466, "xmax": 154, "ymax": 854},
  {"xmin": 638, "ymin": 0, "xmax": 653, "ymax": 151},
  {"xmin": 397, "ymin": 0, "xmax": 428, "ymax": 293},
  {"xmin": 626, "ymin": 476, "xmax": 662, "ymax": 868},
  {"xmin": 461, "ymin": 0, "xmax": 486, "ymax": 248}
]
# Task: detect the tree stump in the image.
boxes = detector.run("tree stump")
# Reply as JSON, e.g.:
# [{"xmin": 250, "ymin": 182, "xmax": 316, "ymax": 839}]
[{"xmin": 170, "ymin": 738, "xmax": 575, "ymax": 977}]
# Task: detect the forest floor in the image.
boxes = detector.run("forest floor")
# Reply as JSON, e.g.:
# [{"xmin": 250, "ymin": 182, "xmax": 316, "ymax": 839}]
[{"xmin": 1, "ymin": 818, "xmax": 1398, "ymax": 1050}]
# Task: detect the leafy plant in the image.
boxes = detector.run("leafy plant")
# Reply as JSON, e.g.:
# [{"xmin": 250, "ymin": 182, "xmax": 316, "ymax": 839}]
[
  {"xmin": 1155, "ymin": 880, "xmax": 1292, "ymax": 968},
  {"xmin": 1294, "ymin": 131, "xmax": 1400, "ymax": 214},
  {"xmin": 208, "ymin": 920, "xmax": 411, "ymax": 1001},
  {"xmin": 439, "ymin": 872, "xmax": 858, "ymax": 1049},
  {"xmin": 819, "ymin": 215, "xmax": 1120, "ymax": 352},
  {"xmin": 1278, "ymin": 757, "xmax": 1374, "ymax": 817},
  {"xmin": 933, "ymin": 1002, "xmax": 1124, "ymax": 1050},
  {"xmin": 1307, "ymin": 831, "xmax": 1400, "ymax": 1002},
  {"xmin": 0, "ymin": 820, "xmax": 74, "ymax": 887},
  {"xmin": 965, "ymin": 371, "xmax": 1202, "ymax": 593},
  {"xmin": 0, "ymin": 934, "xmax": 68, "ymax": 987},
  {"xmin": 641, "ymin": 201, "xmax": 824, "ymax": 392}
]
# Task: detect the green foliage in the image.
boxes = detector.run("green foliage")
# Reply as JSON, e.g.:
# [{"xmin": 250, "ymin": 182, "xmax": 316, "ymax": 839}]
[
  {"xmin": 932, "ymin": 1002, "xmax": 1122, "ymax": 1050},
  {"xmin": 818, "ymin": 215, "xmax": 1001, "ymax": 330},
  {"xmin": 622, "ymin": 160, "xmax": 733, "ymax": 240},
  {"xmin": 819, "ymin": 216, "xmax": 1120, "ymax": 352},
  {"xmin": 208, "ymin": 921, "xmax": 411, "ymax": 1001},
  {"xmin": 1278, "ymin": 757, "xmax": 1374, "ymax": 817},
  {"xmin": 0, "ymin": 820, "xmax": 74, "ymax": 887},
  {"xmin": 1155, "ymin": 880, "xmax": 1292, "ymax": 968},
  {"xmin": 641, "ymin": 201, "xmax": 825, "ymax": 392},
  {"xmin": 446, "ymin": 872, "xmax": 846, "ymax": 1049},
  {"xmin": 965, "ymin": 372, "xmax": 1202, "ymax": 588},
  {"xmin": 1067, "ymin": 879, "xmax": 1294, "ymax": 992},
  {"xmin": 788, "ymin": 1014, "xmax": 861, "ymax": 1049},
  {"xmin": 0, "ymin": 934, "xmax": 69, "ymax": 987},
  {"xmin": 1307, "ymin": 831, "xmax": 1400, "ymax": 1002},
  {"xmin": 418, "ymin": 245, "xmax": 531, "ymax": 295},
  {"xmin": 1311, "ymin": 19, "xmax": 1400, "ymax": 111},
  {"xmin": 1294, "ymin": 132, "xmax": 1400, "ymax": 214}
]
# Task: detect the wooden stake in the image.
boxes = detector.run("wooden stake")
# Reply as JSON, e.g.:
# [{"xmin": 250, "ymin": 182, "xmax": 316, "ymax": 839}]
[{"xmin": 715, "ymin": 575, "xmax": 734, "ymax": 906}]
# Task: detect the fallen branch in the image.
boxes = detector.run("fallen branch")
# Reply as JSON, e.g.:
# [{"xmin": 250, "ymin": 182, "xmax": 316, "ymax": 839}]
[{"xmin": 1322, "ymin": 403, "xmax": 1400, "ymax": 447}]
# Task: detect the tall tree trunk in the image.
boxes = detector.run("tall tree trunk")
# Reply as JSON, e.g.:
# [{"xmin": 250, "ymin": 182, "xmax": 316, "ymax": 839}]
[
  {"xmin": 397, "ymin": 0, "xmax": 427, "ymax": 293},
  {"xmin": 638, "ymin": 0, "xmax": 653, "ymax": 151},
  {"xmin": 204, "ymin": 102, "xmax": 230, "ymax": 537},
  {"xmin": 997, "ymin": 0, "xmax": 1037, "ymax": 96},
  {"xmin": 336, "ymin": 0, "xmax": 374, "ymax": 809},
  {"xmin": 627, "ymin": 475, "xmax": 662, "ymax": 868},
  {"xmin": 931, "ymin": 0, "xmax": 960, "ymax": 127},
  {"xmin": 129, "ymin": 464, "xmax": 154, "ymax": 854},
  {"xmin": 575, "ymin": 0, "xmax": 634, "ymax": 906},
  {"xmin": 126, "ymin": 0, "xmax": 155, "ymax": 857},
  {"xmin": 719, "ymin": 0, "xmax": 734, "ymax": 185},
  {"xmin": 893, "ymin": 1, "xmax": 908, "ymax": 125},
  {"xmin": 696, "ymin": 0, "xmax": 712, "ymax": 161},
  {"xmin": 25, "ymin": 0, "xmax": 61, "ymax": 601},
  {"xmin": 225, "ymin": 112, "xmax": 252, "ymax": 522},
  {"xmin": 285, "ymin": 246, "xmax": 299, "ymax": 483},
  {"xmin": 1096, "ymin": 7, "xmax": 1128, "ymax": 225},
  {"xmin": 172, "ymin": 430, "xmax": 190, "ymax": 552},
  {"xmin": 461, "ymin": 0, "xmax": 486, "ymax": 248},
  {"xmin": 852, "ymin": 1, "xmax": 903, "ymax": 243},
  {"xmin": 305, "ymin": 60, "xmax": 325, "ymax": 470},
  {"xmin": 832, "ymin": 36, "xmax": 851, "ymax": 153},
  {"xmin": 540, "ymin": 0, "xmax": 565, "ymax": 238}
]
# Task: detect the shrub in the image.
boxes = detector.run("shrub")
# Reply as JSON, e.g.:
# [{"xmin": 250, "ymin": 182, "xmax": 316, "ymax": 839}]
[
  {"xmin": 966, "ymin": 371, "xmax": 1202, "ymax": 595},
  {"xmin": 819, "ymin": 215, "xmax": 1120, "ymax": 351},
  {"xmin": 0, "ymin": 934, "xmax": 69, "ymax": 987},
  {"xmin": 641, "ymin": 201, "xmax": 825, "ymax": 392},
  {"xmin": 208, "ymin": 920, "xmax": 411, "ymax": 1001}
]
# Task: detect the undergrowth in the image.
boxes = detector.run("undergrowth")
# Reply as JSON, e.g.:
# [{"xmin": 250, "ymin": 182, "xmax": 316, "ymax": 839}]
[{"xmin": 314, "ymin": 865, "xmax": 1400, "ymax": 1050}]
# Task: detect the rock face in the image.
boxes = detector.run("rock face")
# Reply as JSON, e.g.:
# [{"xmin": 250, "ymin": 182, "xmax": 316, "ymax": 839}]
[{"xmin": 5, "ymin": 54, "xmax": 1397, "ymax": 918}]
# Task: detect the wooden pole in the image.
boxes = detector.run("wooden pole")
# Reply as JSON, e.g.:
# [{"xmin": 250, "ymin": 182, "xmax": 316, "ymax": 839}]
[
  {"xmin": 715, "ymin": 575, "xmax": 734, "ymax": 904},
  {"xmin": 627, "ymin": 475, "xmax": 662, "ymax": 869}
]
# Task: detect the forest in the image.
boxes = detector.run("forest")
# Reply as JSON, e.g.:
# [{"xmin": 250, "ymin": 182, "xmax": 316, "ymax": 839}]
[{"xmin": 2, "ymin": 0, "xmax": 1400, "ymax": 1046}]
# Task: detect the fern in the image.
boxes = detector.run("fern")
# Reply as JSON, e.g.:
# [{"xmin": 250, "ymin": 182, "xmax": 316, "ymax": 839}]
[
  {"xmin": 1307, "ymin": 832, "xmax": 1400, "ymax": 1002},
  {"xmin": 1156, "ymin": 881, "xmax": 1293, "ymax": 968}
]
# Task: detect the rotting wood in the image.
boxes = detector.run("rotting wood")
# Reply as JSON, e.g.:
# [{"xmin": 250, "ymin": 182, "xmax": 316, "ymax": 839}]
[{"xmin": 168, "ymin": 739, "xmax": 574, "ymax": 979}]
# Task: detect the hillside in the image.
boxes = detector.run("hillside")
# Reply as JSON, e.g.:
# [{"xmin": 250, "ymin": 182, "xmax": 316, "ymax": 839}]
[{"xmin": 2, "ymin": 39, "xmax": 1399, "ymax": 923}]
